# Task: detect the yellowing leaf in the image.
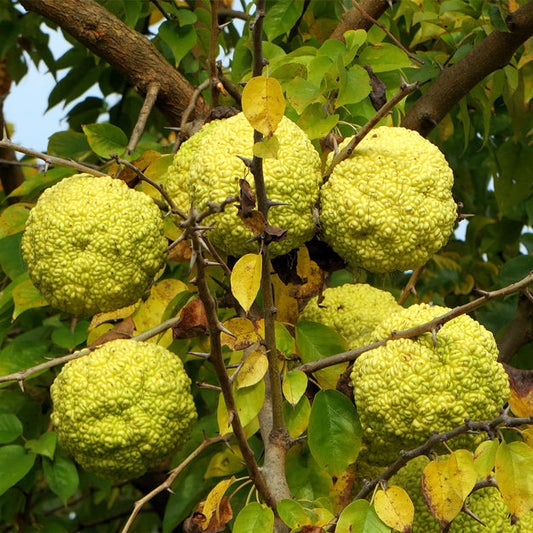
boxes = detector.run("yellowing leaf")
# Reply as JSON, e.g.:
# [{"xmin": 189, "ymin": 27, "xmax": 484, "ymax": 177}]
[
  {"xmin": 374, "ymin": 485, "xmax": 414, "ymax": 532},
  {"xmin": 252, "ymin": 135, "xmax": 280, "ymax": 159},
  {"xmin": 421, "ymin": 458, "xmax": 464, "ymax": 527},
  {"xmin": 447, "ymin": 449, "xmax": 477, "ymax": 501},
  {"xmin": 12, "ymin": 278, "xmax": 48, "ymax": 319},
  {"xmin": 495, "ymin": 440, "xmax": 533, "ymax": 521},
  {"xmin": 235, "ymin": 350, "xmax": 268, "ymax": 389},
  {"xmin": 523, "ymin": 427, "xmax": 533, "ymax": 449},
  {"xmin": 231, "ymin": 254, "xmax": 262, "ymax": 313},
  {"xmin": 282, "ymin": 370, "xmax": 308, "ymax": 406},
  {"xmin": 89, "ymin": 301, "xmax": 139, "ymax": 330},
  {"xmin": 0, "ymin": 203, "xmax": 31, "ymax": 239},
  {"xmin": 202, "ymin": 476, "xmax": 235, "ymax": 528},
  {"xmin": 205, "ymin": 445, "xmax": 244, "ymax": 479},
  {"xmin": 283, "ymin": 396, "xmax": 311, "ymax": 439},
  {"xmin": 272, "ymin": 273, "xmax": 299, "ymax": 324},
  {"xmin": 220, "ymin": 317, "xmax": 259, "ymax": 350},
  {"xmin": 287, "ymin": 246, "xmax": 324, "ymax": 300},
  {"xmin": 242, "ymin": 76, "xmax": 286, "ymax": 137},
  {"xmin": 473, "ymin": 440, "xmax": 499, "ymax": 480},
  {"xmin": 505, "ymin": 365, "xmax": 533, "ymax": 417}
]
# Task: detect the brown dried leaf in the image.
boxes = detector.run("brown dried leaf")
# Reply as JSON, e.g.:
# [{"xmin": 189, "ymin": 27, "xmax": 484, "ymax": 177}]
[
  {"xmin": 191, "ymin": 497, "xmax": 233, "ymax": 533},
  {"xmin": 172, "ymin": 298, "xmax": 209, "ymax": 339},
  {"xmin": 238, "ymin": 210, "xmax": 267, "ymax": 236},
  {"xmin": 264, "ymin": 222, "xmax": 287, "ymax": 243},
  {"xmin": 168, "ymin": 239, "xmax": 192, "ymax": 263},
  {"xmin": 117, "ymin": 150, "xmax": 162, "ymax": 187},
  {"xmin": 504, "ymin": 364, "xmax": 533, "ymax": 417},
  {"xmin": 239, "ymin": 178, "xmax": 256, "ymax": 217},
  {"xmin": 89, "ymin": 317, "xmax": 135, "ymax": 348}
]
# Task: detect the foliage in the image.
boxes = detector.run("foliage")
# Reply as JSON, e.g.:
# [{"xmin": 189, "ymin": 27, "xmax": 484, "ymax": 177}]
[{"xmin": 0, "ymin": 0, "xmax": 533, "ymax": 532}]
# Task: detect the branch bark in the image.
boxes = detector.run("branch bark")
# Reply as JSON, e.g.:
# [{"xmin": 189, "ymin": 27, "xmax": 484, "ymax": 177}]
[
  {"xmin": 401, "ymin": 1, "xmax": 533, "ymax": 135},
  {"xmin": 498, "ymin": 291, "xmax": 533, "ymax": 363},
  {"xmin": 18, "ymin": 0, "xmax": 206, "ymax": 126},
  {"xmin": 330, "ymin": 0, "xmax": 391, "ymax": 41}
]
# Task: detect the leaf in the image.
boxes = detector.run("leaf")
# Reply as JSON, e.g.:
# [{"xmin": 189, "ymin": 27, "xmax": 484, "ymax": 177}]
[
  {"xmin": 447, "ymin": 450, "xmax": 477, "ymax": 501},
  {"xmin": 47, "ymin": 131, "xmax": 92, "ymax": 159},
  {"xmin": 285, "ymin": 77, "xmax": 321, "ymax": 114},
  {"xmin": 220, "ymin": 317, "xmax": 259, "ymax": 351},
  {"xmin": 230, "ymin": 254, "xmax": 262, "ymax": 313},
  {"xmin": 158, "ymin": 20, "xmax": 197, "ymax": 67},
  {"xmin": 374, "ymin": 486, "xmax": 414, "ymax": 533},
  {"xmin": 0, "ymin": 445, "xmax": 36, "ymax": 496},
  {"xmin": 282, "ymin": 370, "xmax": 308, "ymax": 406},
  {"xmin": 51, "ymin": 321, "xmax": 89, "ymax": 350},
  {"xmin": 335, "ymin": 499, "xmax": 391, "ymax": 533},
  {"xmin": 202, "ymin": 477, "xmax": 235, "ymax": 528},
  {"xmin": 277, "ymin": 499, "xmax": 311, "ymax": 529},
  {"xmin": 473, "ymin": 439, "xmax": 499, "ymax": 480},
  {"xmin": 308, "ymin": 390, "xmax": 362, "ymax": 477},
  {"xmin": 421, "ymin": 458, "xmax": 464, "ymax": 527},
  {"xmin": 12, "ymin": 277, "xmax": 48, "ymax": 319},
  {"xmin": 0, "ymin": 203, "xmax": 31, "ymax": 240},
  {"xmin": 233, "ymin": 502, "xmax": 274, "ymax": 533},
  {"xmin": 242, "ymin": 76, "xmax": 286, "ymax": 137},
  {"xmin": 253, "ymin": 135, "xmax": 280, "ymax": 159},
  {"xmin": 25, "ymin": 431, "xmax": 57, "ymax": 460},
  {"xmin": 336, "ymin": 66, "xmax": 371, "ymax": 107},
  {"xmin": 495, "ymin": 440, "xmax": 533, "ymax": 522},
  {"xmin": 0, "ymin": 233, "xmax": 27, "ymax": 280},
  {"xmin": 204, "ymin": 445, "xmax": 244, "ymax": 479},
  {"xmin": 171, "ymin": 297, "xmax": 209, "ymax": 340},
  {"xmin": 283, "ymin": 396, "xmax": 311, "ymax": 439},
  {"xmin": 43, "ymin": 455, "xmax": 79, "ymax": 504},
  {"xmin": 235, "ymin": 350, "xmax": 268, "ymax": 389},
  {"xmin": 82, "ymin": 123, "xmax": 128, "ymax": 159},
  {"xmin": 358, "ymin": 43, "xmax": 412, "ymax": 72},
  {"xmin": 263, "ymin": 0, "xmax": 305, "ymax": 41},
  {"xmin": 504, "ymin": 364, "xmax": 533, "ymax": 417},
  {"xmin": 0, "ymin": 414, "xmax": 23, "ymax": 444}
]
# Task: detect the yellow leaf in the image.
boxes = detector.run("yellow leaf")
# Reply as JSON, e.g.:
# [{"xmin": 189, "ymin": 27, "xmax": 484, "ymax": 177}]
[
  {"xmin": 89, "ymin": 301, "xmax": 139, "ymax": 330},
  {"xmin": 202, "ymin": 476, "xmax": 235, "ymax": 528},
  {"xmin": 235, "ymin": 350, "xmax": 269, "ymax": 389},
  {"xmin": 374, "ymin": 485, "xmax": 414, "ymax": 532},
  {"xmin": 272, "ymin": 273, "xmax": 299, "ymax": 324},
  {"xmin": 230, "ymin": 254, "xmax": 262, "ymax": 313},
  {"xmin": 447, "ymin": 449, "xmax": 477, "ymax": 501},
  {"xmin": 205, "ymin": 445, "xmax": 244, "ymax": 479},
  {"xmin": 283, "ymin": 396, "xmax": 311, "ymax": 439},
  {"xmin": 252, "ymin": 135, "xmax": 280, "ymax": 159},
  {"xmin": 523, "ymin": 427, "xmax": 533, "ymax": 448},
  {"xmin": 220, "ymin": 317, "xmax": 259, "ymax": 350},
  {"xmin": 242, "ymin": 76, "xmax": 286, "ymax": 137},
  {"xmin": 473, "ymin": 440, "xmax": 499, "ymax": 480},
  {"xmin": 495, "ymin": 440, "xmax": 533, "ymax": 521},
  {"xmin": 421, "ymin": 458, "xmax": 464, "ymax": 527}
]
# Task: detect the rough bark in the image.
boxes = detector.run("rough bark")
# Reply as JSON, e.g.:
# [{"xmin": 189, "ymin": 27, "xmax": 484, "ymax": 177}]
[
  {"xmin": 18, "ymin": 0, "xmax": 206, "ymax": 126},
  {"xmin": 330, "ymin": 0, "xmax": 391, "ymax": 41},
  {"xmin": 402, "ymin": 1, "xmax": 533, "ymax": 135},
  {"xmin": 498, "ymin": 293, "xmax": 533, "ymax": 363}
]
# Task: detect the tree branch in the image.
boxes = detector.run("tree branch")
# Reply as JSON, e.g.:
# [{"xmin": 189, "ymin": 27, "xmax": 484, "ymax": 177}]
[
  {"xmin": 330, "ymin": 0, "xmax": 391, "ymax": 41},
  {"xmin": 295, "ymin": 271, "xmax": 533, "ymax": 374},
  {"xmin": 401, "ymin": 1, "xmax": 533, "ymax": 136},
  {"xmin": 18, "ymin": 0, "xmax": 206, "ymax": 126},
  {"xmin": 126, "ymin": 82, "xmax": 160, "ymax": 156},
  {"xmin": 498, "ymin": 291, "xmax": 533, "ymax": 363}
]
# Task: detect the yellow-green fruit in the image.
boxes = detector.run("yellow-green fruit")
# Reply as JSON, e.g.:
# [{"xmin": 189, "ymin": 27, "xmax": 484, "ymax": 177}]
[
  {"xmin": 352, "ymin": 304, "xmax": 510, "ymax": 463},
  {"xmin": 21, "ymin": 174, "xmax": 168, "ymax": 316},
  {"xmin": 165, "ymin": 120, "xmax": 221, "ymax": 215},
  {"xmin": 51, "ymin": 339, "xmax": 197, "ymax": 480},
  {"xmin": 320, "ymin": 127, "xmax": 457, "ymax": 273},
  {"xmin": 300, "ymin": 283, "xmax": 402, "ymax": 349},
  {"xmin": 391, "ymin": 456, "xmax": 533, "ymax": 532},
  {"xmin": 186, "ymin": 113, "xmax": 322, "ymax": 257}
]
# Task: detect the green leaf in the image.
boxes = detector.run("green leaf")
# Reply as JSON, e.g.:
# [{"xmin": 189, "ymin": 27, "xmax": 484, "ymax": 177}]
[
  {"xmin": 0, "ymin": 414, "xmax": 23, "ymax": 444},
  {"xmin": 8, "ymin": 167, "xmax": 74, "ymax": 199},
  {"xmin": 12, "ymin": 277, "xmax": 48, "ymax": 319},
  {"xmin": 43, "ymin": 455, "xmax": 79, "ymax": 504},
  {"xmin": 285, "ymin": 77, "xmax": 321, "ymax": 114},
  {"xmin": 337, "ymin": 65, "xmax": 371, "ymax": 107},
  {"xmin": 308, "ymin": 390, "xmax": 362, "ymax": 476},
  {"xmin": 158, "ymin": 21, "xmax": 197, "ymax": 67},
  {"xmin": 176, "ymin": 8, "xmax": 197, "ymax": 25},
  {"xmin": 51, "ymin": 321, "xmax": 89, "ymax": 350},
  {"xmin": 336, "ymin": 500, "xmax": 391, "ymax": 533},
  {"xmin": 499, "ymin": 255, "xmax": 533, "ymax": 287},
  {"xmin": 25, "ymin": 432, "xmax": 57, "ymax": 460},
  {"xmin": 83, "ymin": 123, "xmax": 129, "ymax": 159},
  {"xmin": 0, "ymin": 204, "xmax": 31, "ymax": 240},
  {"xmin": 48, "ymin": 131, "xmax": 92, "ymax": 160},
  {"xmin": 233, "ymin": 502, "xmax": 274, "ymax": 533},
  {"xmin": 344, "ymin": 30, "xmax": 367, "ymax": 62},
  {"xmin": 277, "ymin": 499, "xmax": 309, "ymax": 529},
  {"xmin": 0, "ymin": 233, "xmax": 26, "ymax": 280},
  {"xmin": 0, "ymin": 445, "xmax": 36, "ymax": 496},
  {"xmin": 263, "ymin": 0, "xmax": 305, "ymax": 41},
  {"xmin": 358, "ymin": 43, "xmax": 412, "ymax": 72},
  {"xmin": 297, "ymin": 103, "xmax": 339, "ymax": 140},
  {"xmin": 283, "ymin": 396, "xmax": 311, "ymax": 439},
  {"xmin": 282, "ymin": 370, "xmax": 308, "ymax": 406}
]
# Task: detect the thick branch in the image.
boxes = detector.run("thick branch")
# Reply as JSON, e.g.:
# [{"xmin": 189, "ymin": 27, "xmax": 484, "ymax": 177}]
[
  {"xmin": 18, "ymin": 0, "xmax": 205, "ymax": 126},
  {"xmin": 330, "ymin": 0, "xmax": 391, "ymax": 41},
  {"xmin": 401, "ymin": 1, "xmax": 533, "ymax": 135}
]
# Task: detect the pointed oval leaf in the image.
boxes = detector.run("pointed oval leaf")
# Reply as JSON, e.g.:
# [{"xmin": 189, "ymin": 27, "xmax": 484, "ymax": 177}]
[
  {"xmin": 374, "ymin": 486, "xmax": 414, "ymax": 533},
  {"xmin": 12, "ymin": 277, "xmax": 48, "ymax": 319},
  {"xmin": 473, "ymin": 439, "xmax": 499, "ymax": 480},
  {"xmin": 421, "ymin": 458, "xmax": 463, "ymax": 527},
  {"xmin": 220, "ymin": 317, "xmax": 259, "ymax": 351},
  {"xmin": 495, "ymin": 440, "xmax": 533, "ymax": 521},
  {"xmin": 204, "ymin": 445, "xmax": 244, "ymax": 479},
  {"xmin": 308, "ymin": 390, "xmax": 362, "ymax": 477},
  {"xmin": 447, "ymin": 449, "xmax": 477, "ymax": 501},
  {"xmin": 282, "ymin": 370, "xmax": 308, "ymax": 406},
  {"xmin": 43, "ymin": 454, "xmax": 79, "ymax": 504},
  {"xmin": 0, "ymin": 414, "xmax": 23, "ymax": 444},
  {"xmin": 235, "ymin": 351, "xmax": 268, "ymax": 389},
  {"xmin": 233, "ymin": 502, "xmax": 274, "ymax": 533},
  {"xmin": 202, "ymin": 476, "xmax": 235, "ymax": 525},
  {"xmin": 277, "ymin": 498, "xmax": 310, "ymax": 529},
  {"xmin": 0, "ymin": 445, "xmax": 36, "ymax": 496},
  {"xmin": 231, "ymin": 254, "xmax": 262, "ymax": 313},
  {"xmin": 283, "ymin": 396, "xmax": 311, "ymax": 439},
  {"xmin": 252, "ymin": 135, "xmax": 280, "ymax": 159},
  {"xmin": 25, "ymin": 431, "xmax": 58, "ymax": 460},
  {"xmin": 335, "ymin": 500, "xmax": 391, "ymax": 533},
  {"xmin": 242, "ymin": 76, "xmax": 286, "ymax": 136},
  {"xmin": 82, "ymin": 123, "xmax": 128, "ymax": 159},
  {"xmin": 0, "ymin": 203, "xmax": 31, "ymax": 240}
]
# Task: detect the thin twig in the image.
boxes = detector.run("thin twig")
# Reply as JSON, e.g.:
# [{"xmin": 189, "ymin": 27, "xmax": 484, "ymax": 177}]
[
  {"xmin": 0, "ymin": 139, "xmax": 107, "ymax": 177},
  {"xmin": 121, "ymin": 435, "xmax": 228, "ymax": 533},
  {"xmin": 296, "ymin": 270, "xmax": 533, "ymax": 374},
  {"xmin": 218, "ymin": 8, "xmax": 250, "ymax": 21},
  {"xmin": 217, "ymin": 64, "xmax": 242, "ymax": 106},
  {"xmin": 149, "ymin": 0, "xmax": 172, "ymax": 20},
  {"xmin": 0, "ymin": 315, "xmax": 186, "ymax": 385},
  {"xmin": 398, "ymin": 265, "xmax": 424, "ymax": 306},
  {"xmin": 324, "ymin": 79, "xmax": 419, "ymax": 181},
  {"xmin": 126, "ymin": 82, "xmax": 160, "ymax": 155},
  {"xmin": 0, "ymin": 158, "xmax": 41, "ymax": 169},
  {"xmin": 350, "ymin": 0, "xmax": 424, "ymax": 65}
]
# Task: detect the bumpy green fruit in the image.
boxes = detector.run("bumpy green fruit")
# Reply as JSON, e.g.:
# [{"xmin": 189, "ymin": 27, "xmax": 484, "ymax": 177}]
[
  {"xmin": 21, "ymin": 174, "xmax": 168, "ymax": 316},
  {"xmin": 51, "ymin": 339, "xmax": 197, "ymax": 480},
  {"xmin": 320, "ymin": 127, "xmax": 457, "ymax": 273},
  {"xmin": 352, "ymin": 304, "xmax": 510, "ymax": 463},
  {"xmin": 179, "ymin": 113, "xmax": 322, "ymax": 257},
  {"xmin": 300, "ymin": 283, "xmax": 402, "ymax": 348},
  {"xmin": 391, "ymin": 455, "xmax": 533, "ymax": 532}
]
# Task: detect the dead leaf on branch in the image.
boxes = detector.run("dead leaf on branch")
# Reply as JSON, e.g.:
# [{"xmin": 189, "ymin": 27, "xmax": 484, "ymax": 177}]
[
  {"xmin": 504, "ymin": 364, "xmax": 533, "ymax": 417},
  {"xmin": 172, "ymin": 298, "xmax": 209, "ymax": 339},
  {"xmin": 89, "ymin": 317, "xmax": 135, "ymax": 348},
  {"xmin": 238, "ymin": 178, "xmax": 256, "ymax": 218}
]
